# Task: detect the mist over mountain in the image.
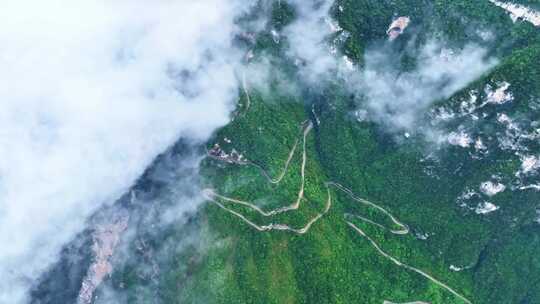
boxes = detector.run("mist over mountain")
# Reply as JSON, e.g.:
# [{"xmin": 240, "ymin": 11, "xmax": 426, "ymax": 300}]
[
  {"xmin": 0, "ymin": 0, "xmax": 252, "ymax": 302},
  {"xmin": 2, "ymin": 1, "xmax": 540, "ymax": 303}
]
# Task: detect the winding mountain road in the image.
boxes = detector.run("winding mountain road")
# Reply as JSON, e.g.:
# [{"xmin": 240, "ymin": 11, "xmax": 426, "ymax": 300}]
[{"xmin": 204, "ymin": 121, "xmax": 472, "ymax": 304}]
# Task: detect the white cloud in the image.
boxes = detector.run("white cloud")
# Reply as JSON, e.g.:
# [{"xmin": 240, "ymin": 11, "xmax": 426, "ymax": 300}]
[
  {"xmin": 284, "ymin": 0, "xmax": 337, "ymax": 84},
  {"xmin": 480, "ymin": 181, "xmax": 506, "ymax": 196},
  {"xmin": 354, "ymin": 41, "xmax": 498, "ymax": 131},
  {"xmin": 278, "ymin": 1, "xmax": 497, "ymax": 134},
  {"xmin": 0, "ymin": 0, "xmax": 250, "ymax": 302}
]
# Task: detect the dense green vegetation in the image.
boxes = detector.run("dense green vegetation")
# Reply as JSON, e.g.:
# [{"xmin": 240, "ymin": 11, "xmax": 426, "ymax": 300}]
[{"xmin": 98, "ymin": 1, "xmax": 540, "ymax": 303}]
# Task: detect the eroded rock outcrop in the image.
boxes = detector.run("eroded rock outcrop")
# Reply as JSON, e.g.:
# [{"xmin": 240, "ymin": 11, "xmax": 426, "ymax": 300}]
[
  {"xmin": 77, "ymin": 214, "xmax": 129, "ymax": 304},
  {"xmin": 387, "ymin": 17, "xmax": 410, "ymax": 40}
]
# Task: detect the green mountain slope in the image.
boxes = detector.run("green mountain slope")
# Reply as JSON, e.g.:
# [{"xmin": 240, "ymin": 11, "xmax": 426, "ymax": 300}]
[{"xmin": 101, "ymin": 1, "xmax": 540, "ymax": 303}]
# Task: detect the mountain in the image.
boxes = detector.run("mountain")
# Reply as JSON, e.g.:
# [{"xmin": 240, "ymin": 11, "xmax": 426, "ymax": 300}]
[{"xmin": 31, "ymin": 1, "xmax": 540, "ymax": 303}]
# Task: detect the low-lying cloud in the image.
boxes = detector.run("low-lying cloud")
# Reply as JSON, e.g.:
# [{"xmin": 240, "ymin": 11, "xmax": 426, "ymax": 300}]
[
  {"xmin": 284, "ymin": 0, "xmax": 336, "ymax": 84},
  {"xmin": 0, "ymin": 0, "xmax": 251, "ymax": 302},
  {"xmin": 0, "ymin": 0, "xmax": 502, "ymax": 301},
  {"xmin": 279, "ymin": 1, "xmax": 497, "ymax": 134},
  {"xmin": 354, "ymin": 41, "xmax": 498, "ymax": 131}
]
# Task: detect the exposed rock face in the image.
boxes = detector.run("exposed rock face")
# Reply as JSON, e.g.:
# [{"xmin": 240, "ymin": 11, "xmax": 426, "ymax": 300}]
[
  {"xmin": 342, "ymin": 55, "xmax": 355, "ymax": 71},
  {"xmin": 475, "ymin": 138, "xmax": 487, "ymax": 151},
  {"xmin": 520, "ymin": 155, "xmax": 540, "ymax": 175},
  {"xmin": 486, "ymin": 82, "xmax": 513, "ymax": 104},
  {"xmin": 447, "ymin": 131, "xmax": 472, "ymax": 148},
  {"xmin": 77, "ymin": 215, "xmax": 129, "ymax": 304},
  {"xmin": 480, "ymin": 181, "xmax": 506, "ymax": 196},
  {"xmin": 489, "ymin": 0, "xmax": 540, "ymax": 27},
  {"xmin": 475, "ymin": 202, "xmax": 500, "ymax": 214},
  {"xmin": 386, "ymin": 17, "xmax": 410, "ymax": 41}
]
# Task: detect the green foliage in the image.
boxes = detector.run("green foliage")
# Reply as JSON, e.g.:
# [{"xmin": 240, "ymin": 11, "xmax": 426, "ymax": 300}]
[{"xmin": 107, "ymin": 1, "xmax": 540, "ymax": 303}]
